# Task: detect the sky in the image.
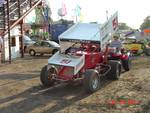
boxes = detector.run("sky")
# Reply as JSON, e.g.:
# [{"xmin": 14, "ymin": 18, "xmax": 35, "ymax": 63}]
[{"xmin": 47, "ymin": 0, "xmax": 150, "ymax": 29}]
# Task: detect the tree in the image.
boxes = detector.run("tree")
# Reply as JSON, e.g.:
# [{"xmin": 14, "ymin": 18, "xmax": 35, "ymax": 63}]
[
  {"xmin": 118, "ymin": 23, "xmax": 131, "ymax": 30},
  {"xmin": 140, "ymin": 16, "xmax": 150, "ymax": 30}
]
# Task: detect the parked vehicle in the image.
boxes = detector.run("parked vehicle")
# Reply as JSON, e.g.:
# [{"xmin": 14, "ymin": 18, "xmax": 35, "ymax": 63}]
[
  {"xmin": 23, "ymin": 35, "xmax": 35, "ymax": 52},
  {"xmin": 23, "ymin": 35, "xmax": 35, "ymax": 46},
  {"xmin": 122, "ymin": 37, "xmax": 150, "ymax": 56},
  {"xmin": 27, "ymin": 40, "xmax": 60, "ymax": 56}
]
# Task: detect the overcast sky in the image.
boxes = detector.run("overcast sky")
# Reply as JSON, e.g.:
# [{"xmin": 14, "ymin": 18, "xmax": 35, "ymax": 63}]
[{"xmin": 49, "ymin": 0, "xmax": 150, "ymax": 29}]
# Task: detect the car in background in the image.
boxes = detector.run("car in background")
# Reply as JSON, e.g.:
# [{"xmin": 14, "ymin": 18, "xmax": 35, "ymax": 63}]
[
  {"xmin": 27, "ymin": 40, "xmax": 60, "ymax": 56},
  {"xmin": 122, "ymin": 39, "xmax": 144, "ymax": 55},
  {"xmin": 23, "ymin": 35, "xmax": 35, "ymax": 46},
  {"xmin": 23, "ymin": 35, "xmax": 35, "ymax": 52},
  {"xmin": 122, "ymin": 37, "xmax": 150, "ymax": 56}
]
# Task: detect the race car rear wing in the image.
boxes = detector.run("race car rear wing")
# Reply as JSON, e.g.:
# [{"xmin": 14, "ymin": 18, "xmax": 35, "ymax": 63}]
[
  {"xmin": 58, "ymin": 23, "xmax": 101, "ymax": 53},
  {"xmin": 59, "ymin": 12, "xmax": 119, "ymax": 53}
]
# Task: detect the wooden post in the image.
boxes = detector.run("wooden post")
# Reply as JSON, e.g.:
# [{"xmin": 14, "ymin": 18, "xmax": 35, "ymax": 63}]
[
  {"xmin": 20, "ymin": 20, "xmax": 24, "ymax": 58},
  {"xmin": 17, "ymin": 0, "xmax": 24, "ymax": 58},
  {"xmin": 29, "ymin": 0, "xmax": 32, "ymax": 8},
  {"xmin": 6, "ymin": 0, "xmax": 11, "ymax": 63}
]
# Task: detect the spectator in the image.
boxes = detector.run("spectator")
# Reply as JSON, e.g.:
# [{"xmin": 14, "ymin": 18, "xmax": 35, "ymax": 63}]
[
  {"xmin": 110, "ymin": 35, "xmax": 122, "ymax": 49},
  {"xmin": 0, "ymin": 35, "xmax": 3, "ymax": 63},
  {"xmin": 0, "ymin": 35, "xmax": 3, "ymax": 52}
]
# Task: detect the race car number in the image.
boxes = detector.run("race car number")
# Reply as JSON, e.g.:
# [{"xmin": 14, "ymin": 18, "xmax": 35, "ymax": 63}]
[
  {"xmin": 60, "ymin": 59, "xmax": 71, "ymax": 64},
  {"xmin": 112, "ymin": 17, "xmax": 118, "ymax": 31}
]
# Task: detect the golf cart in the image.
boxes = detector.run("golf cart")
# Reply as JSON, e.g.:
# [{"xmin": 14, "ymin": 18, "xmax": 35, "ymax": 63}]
[
  {"xmin": 123, "ymin": 36, "xmax": 150, "ymax": 56},
  {"xmin": 122, "ymin": 36, "xmax": 144, "ymax": 55}
]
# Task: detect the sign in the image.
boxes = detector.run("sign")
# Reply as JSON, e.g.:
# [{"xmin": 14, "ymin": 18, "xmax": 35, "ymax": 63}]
[
  {"xmin": 48, "ymin": 52, "xmax": 85, "ymax": 75},
  {"xmin": 60, "ymin": 59, "xmax": 72, "ymax": 64},
  {"xmin": 100, "ymin": 12, "xmax": 118, "ymax": 48},
  {"xmin": 110, "ymin": 12, "xmax": 118, "ymax": 33}
]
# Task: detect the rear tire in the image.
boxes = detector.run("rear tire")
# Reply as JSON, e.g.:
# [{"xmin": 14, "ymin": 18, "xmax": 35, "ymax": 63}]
[
  {"xmin": 40, "ymin": 65, "xmax": 54, "ymax": 87},
  {"xmin": 83, "ymin": 69, "xmax": 100, "ymax": 93},
  {"xmin": 107, "ymin": 60, "xmax": 121, "ymax": 80}
]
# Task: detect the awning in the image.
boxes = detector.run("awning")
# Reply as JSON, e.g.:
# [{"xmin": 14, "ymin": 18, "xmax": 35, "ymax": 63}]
[{"xmin": 144, "ymin": 29, "xmax": 150, "ymax": 33}]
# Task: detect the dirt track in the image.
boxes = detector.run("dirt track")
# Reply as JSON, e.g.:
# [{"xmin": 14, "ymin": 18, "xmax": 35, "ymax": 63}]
[{"xmin": 0, "ymin": 55, "xmax": 150, "ymax": 113}]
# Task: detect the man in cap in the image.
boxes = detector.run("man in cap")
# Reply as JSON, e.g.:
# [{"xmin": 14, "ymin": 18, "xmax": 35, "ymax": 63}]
[
  {"xmin": 0, "ymin": 32, "xmax": 3, "ymax": 52},
  {"xmin": 109, "ymin": 34, "xmax": 123, "ymax": 54},
  {"xmin": 0, "ymin": 34, "xmax": 3, "ymax": 63},
  {"xmin": 110, "ymin": 35, "xmax": 122, "ymax": 49}
]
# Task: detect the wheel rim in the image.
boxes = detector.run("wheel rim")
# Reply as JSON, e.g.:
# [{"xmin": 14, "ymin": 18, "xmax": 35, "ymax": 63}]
[
  {"xmin": 116, "ymin": 65, "xmax": 120, "ymax": 78},
  {"xmin": 92, "ymin": 77, "xmax": 98, "ymax": 90},
  {"xmin": 30, "ymin": 50, "xmax": 35, "ymax": 55},
  {"xmin": 128, "ymin": 59, "xmax": 131, "ymax": 69},
  {"xmin": 47, "ymin": 72, "xmax": 52, "ymax": 80},
  {"xmin": 48, "ymin": 68, "xmax": 57, "ymax": 79}
]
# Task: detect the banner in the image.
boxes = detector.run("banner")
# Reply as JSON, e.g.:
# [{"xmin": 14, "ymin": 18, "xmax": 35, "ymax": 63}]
[
  {"xmin": 110, "ymin": 12, "xmax": 119, "ymax": 33},
  {"xmin": 100, "ymin": 12, "xmax": 118, "ymax": 48},
  {"xmin": 74, "ymin": 4, "xmax": 81, "ymax": 16}
]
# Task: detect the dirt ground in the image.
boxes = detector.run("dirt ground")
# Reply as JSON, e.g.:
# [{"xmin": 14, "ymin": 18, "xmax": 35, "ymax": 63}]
[{"xmin": 0, "ymin": 55, "xmax": 150, "ymax": 113}]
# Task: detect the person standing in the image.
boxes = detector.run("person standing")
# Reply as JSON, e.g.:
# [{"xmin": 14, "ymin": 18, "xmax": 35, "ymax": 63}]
[
  {"xmin": 0, "ymin": 35, "xmax": 3, "ymax": 63},
  {"xmin": 110, "ymin": 35, "xmax": 122, "ymax": 49},
  {"xmin": 109, "ymin": 34, "xmax": 122, "ymax": 54}
]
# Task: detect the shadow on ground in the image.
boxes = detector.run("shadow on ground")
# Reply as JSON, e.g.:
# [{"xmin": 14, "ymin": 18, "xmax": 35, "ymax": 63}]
[
  {"xmin": 0, "ymin": 73, "xmax": 39, "ymax": 87},
  {"xmin": 0, "ymin": 76, "xmax": 114, "ymax": 113}
]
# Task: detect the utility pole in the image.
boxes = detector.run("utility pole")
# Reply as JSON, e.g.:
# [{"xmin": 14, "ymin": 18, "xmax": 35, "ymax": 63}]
[
  {"xmin": 106, "ymin": 10, "xmax": 108, "ymax": 21},
  {"xmin": 6, "ymin": 0, "xmax": 11, "ymax": 63}
]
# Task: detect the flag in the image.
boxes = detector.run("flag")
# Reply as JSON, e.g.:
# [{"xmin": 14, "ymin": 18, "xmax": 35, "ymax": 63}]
[
  {"xmin": 74, "ymin": 4, "xmax": 81, "ymax": 16},
  {"xmin": 62, "ymin": 2, "xmax": 67, "ymax": 15}
]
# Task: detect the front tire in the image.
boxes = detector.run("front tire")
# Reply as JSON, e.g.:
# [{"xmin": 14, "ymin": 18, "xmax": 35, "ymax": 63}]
[
  {"xmin": 83, "ymin": 69, "xmax": 100, "ymax": 93},
  {"xmin": 107, "ymin": 60, "xmax": 121, "ymax": 80},
  {"xmin": 40, "ymin": 65, "xmax": 54, "ymax": 87}
]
